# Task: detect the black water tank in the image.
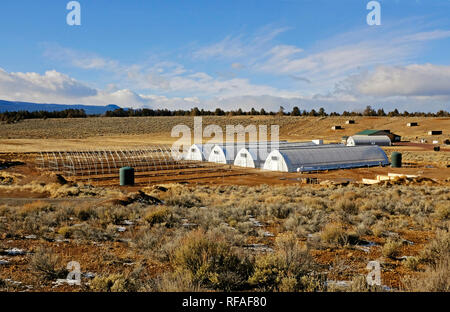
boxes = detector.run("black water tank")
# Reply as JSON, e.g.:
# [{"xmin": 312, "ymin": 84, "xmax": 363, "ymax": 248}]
[
  {"xmin": 391, "ymin": 152, "xmax": 402, "ymax": 168},
  {"xmin": 120, "ymin": 167, "xmax": 135, "ymax": 186}
]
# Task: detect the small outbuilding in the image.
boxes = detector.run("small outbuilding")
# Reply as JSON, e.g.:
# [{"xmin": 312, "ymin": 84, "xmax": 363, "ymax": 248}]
[
  {"xmin": 428, "ymin": 131, "xmax": 443, "ymax": 135},
  {"xmin": 312, "ymin": 139, "xmax": 323, "ymax": 145},
  {"xmin": 407, "ymin": 122, "xmax": 418, "ymax": 127},
  {"xmin": 346, "ymin": 135, "xmax": 391, "ymax": 147},
  {"xmin": 355, "ymin": 129, "xmax": 401, "ymax": 142},
  {"xmin": 346, "ymin": 120, "xmax": 355, "ymax": 124},
  {"xmin": 263, "ymin": 146, "xmax": 389, "ymax": 172}
]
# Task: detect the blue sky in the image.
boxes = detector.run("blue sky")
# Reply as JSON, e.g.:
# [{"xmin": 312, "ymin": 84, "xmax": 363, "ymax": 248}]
[{"xmin": 1, "ymin": 0, "xmax": 450, "ymax": 112}]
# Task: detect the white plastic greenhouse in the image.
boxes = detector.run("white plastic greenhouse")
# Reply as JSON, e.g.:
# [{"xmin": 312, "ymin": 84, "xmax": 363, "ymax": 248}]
[
  {"xmin": 207, "ymin": 141, "xmax": 320, "ymax": 165},
  {"xmin": 233, "ymin": 142, "xmax": 337, "ymax": 168},
  {"xmin": 346, "ymin": 135, "xmax": 391, "ymax": 147},
  {"xmin": 263, "ymin": 146, "xmax": 389, "ymax": 172},
  {"xmin": 185, "ymin": 144, "xmax": 214, "ymax": 161},
  {"xmin": 207, "ymin": 143, "xmax": 266, "ymax": 164}
]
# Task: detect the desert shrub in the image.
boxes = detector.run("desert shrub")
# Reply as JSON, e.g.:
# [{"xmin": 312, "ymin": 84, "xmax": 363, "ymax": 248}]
[
  {"xmin": 335, "ymin": 199, "xmax": 358, "ymax": 215},
  {"xmin": 144, "ymin": 207, "xmax": 170, "ymax": 226},
  {"xmin": 57, "ymin": 226, "xmax": 73, "ymax": 238},
  {"xmin": 355, "ymin": 222, "xmax": 372, "ymax": 236},
  {"xmin": 282, "ymin": 206, "xmax": 327, "ymax": 234},
  {"xmin": 278, "ymin": 275, "xmax": 298, "ymax": 292},
  {"xmin": 18, "ymin": 201, "xmax": 54, "ymax": 217},
  {"xmin": 248, "ymin": 254, "xmax": 284, "ymax": 291},
  {"xmin": 207, "ymin": 224, "xmax": 245, "ymax": 247},
  {"xmin": 133, "ymin": 224, "xmax": 181, "ymax": 262},
  {"xmin": 97, "ymin": 206, "xmax": 129, "ymax": 226},
  {"xmin": 320, "ymin": 223, "xmax": 354, "ymax": 246},
  {"xmin": 302, "ymin": 196, "xmax": 327, "ymax": 211},
  {"xmin": 249, "ymin": 233, "xmax": 320, "ymax": 292},
  {"xmin": 235, "ymin": 221, "xmax": 256, "ymax": 235},
  {"xmin": 166, "ymin": 192, "xmax": 201, "ymax": 208},
  {"xmin": 52, "ymin": 206, "xmax": 74, "ymax": 224},
  {"xmin": 419, "ymin": 230, "xmax": 450, "ymax": 267},
  {"xmin": 402, "ymin": 256, "xmax": 449, "ymax": 292},
  {"xmin": 155, "ymin": 271, "xmax": 206, "ymax": 292},
  {"xmin": 0, "ymin": 172, "xmax": 19, "ymax": 185},
  {"xmin": 90, "ymin": 272, "xmax": 139, "ymax": 292},
  {"xmin": 249, "ymin": 254, "xmax": 322, "ymax": 292},
  {"xmin": 348, "ymin": 275, "xmax": 384, "ymax": 292},
  {"xmin": 349, "ymin": 275, "xmax": 370, "ymax": 292},
  {"xmin": 372, "ymin": 221, "xmax": 386, "ymax": 237},
  {"xmin": 135, "ymin": 229, "xmax": 161, "ymax": 251},
  {"xmin": 267, "ymin": 202, "xmax": 293, "ymax": 219},
  {"xmin": 173, "ymin": 230, "xmax": 252, "ymax": 291},
  {"xmin": 0, "ymin": 205, "xmax": 10, "ymax": 216},
  {"xmin": 75, "ymin": 206, "xmax": 96, "ymax": 221},
  {"xmin": 184, "ymin": 207, "xmax": 221, "ymax": 230},
  {"xmin": 29, "ymin": 247, "xmax": 63, "ymax": 280},
  {"xmin": 404, "ymin": 256, "xmax": 420, "ymax": 271},
  {"xmin": 72, "ymin": 223, "xmax": 116, "ymax": 241},
  {"xmin": 434, "ymin": 203, "xmax": 450, "ymax": 220},
  {"xmin": 382, "ymin": 239, "xmax": 402, "ymax": 259}
]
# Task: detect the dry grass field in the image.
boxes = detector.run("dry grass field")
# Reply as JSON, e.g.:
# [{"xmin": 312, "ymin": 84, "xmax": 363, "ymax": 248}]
[
  {"xmin": 0, "ymin": 116, "xmax": 449, "ymax": 292},
  {"xmin": 0, "ymin": 116, "xmax": 449, "ymax": 152}
]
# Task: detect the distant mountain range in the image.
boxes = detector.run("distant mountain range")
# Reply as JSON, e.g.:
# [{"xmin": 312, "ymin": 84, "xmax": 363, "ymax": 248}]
[{"xmin": 0, "ymin": 100, "xmax": 121, "ymax": 115}]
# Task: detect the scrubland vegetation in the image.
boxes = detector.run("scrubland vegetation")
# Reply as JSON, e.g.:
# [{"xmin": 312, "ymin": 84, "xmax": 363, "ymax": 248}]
[{"xmin": 0, "ymin": 180, "xmax": 448, "ymax": 292}]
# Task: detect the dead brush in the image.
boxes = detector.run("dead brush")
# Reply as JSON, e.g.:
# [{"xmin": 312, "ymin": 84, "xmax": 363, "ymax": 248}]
[
  {"xmin": 154, "ymin": 271, "xmax": 206, "ymax": 292},
  {"xmin": 0, "ymin": 171, "xmax": 23, "ymax": 185},
  {"xmin": 402, "ymin": 256, "xmax": 449, "ymax": 292},
  {"xmin": 18, "ymin": 200, "xmax": 53, "ymax": 217},
  {"xmin": 144, "ymin": 207, "xmax": 171, "ymax": 226},
  {"xmin": 419, "ymin": 230, "xmax": 450, "ymax": 268},
  {"xmin": 335, "ymin": 199, "xmax": 359, "ymax": 215},
  {"xmin": 90, "ymin": 272, "xmax": 140, "ymax": 292},
  {"xmin": 29, "ymin": 246, "xmax": 66, "ymax": 281},
  {"xmin": 382, "ymin": 239, "xmax": 403, "ymax": 259},
  {"xmin": 320, "ymin": 223, "xmax": 355, "ymax": 247},
  {"xmin": 249, "ymin": 233, "xmax": 322, "ymax": 292},
  {"xmin": 97, "ymin": 205, "xmax": 131, "ymax": 226},
  {"xmin": 172, "ymin": 230, "xmax": 253, "ymax": 291},
  {"xmin": 434, "ymin": 202, "xmax": 450, "ymax": 220}
]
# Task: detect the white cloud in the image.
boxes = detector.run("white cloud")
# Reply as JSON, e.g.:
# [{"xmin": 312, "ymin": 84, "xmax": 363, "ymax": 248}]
[
  {"xmin": 0, "ymin": 65, "xmax": 447, "ymax": 113},
  {"xmin": 42, "ymin": 43, "xmax": 120, "ymax": 71},
  {"xmin": 193, "ymin": 23, "xmax": 450, "ymax": 96},
  {"xmin": 193, "ymin": 26, "xmax": 290, "ymax": 60},
  {"xmin": 354, "ymin": 64, "xmax": 450, "ymax": 97},
  {"xmin": 0, "ymin": 68, "xmax": 97, "ymax": 101},
  {"xmin": 231, "ymin": 63, "xmax": 245, "ymax": 70},
  {"xmin": 401, "ymin": 30, "xmax": 450, "ymax": 42},
  {"xmin": 14, "ymin": 23, "xmax": 448, "ymax": 113}
]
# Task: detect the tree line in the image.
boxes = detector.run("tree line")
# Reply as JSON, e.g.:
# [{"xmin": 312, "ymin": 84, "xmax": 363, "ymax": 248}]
[
  {"xmin": 100, "ymin": 105, "xmax": 450, "ymax": 118},
  {"xmin": 0, "ymin": 109, "xmax": 87, "ymax": 123},
  {"xmin": 1, "ymin": 105, "xmax": 449, "ymax": 123}
]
